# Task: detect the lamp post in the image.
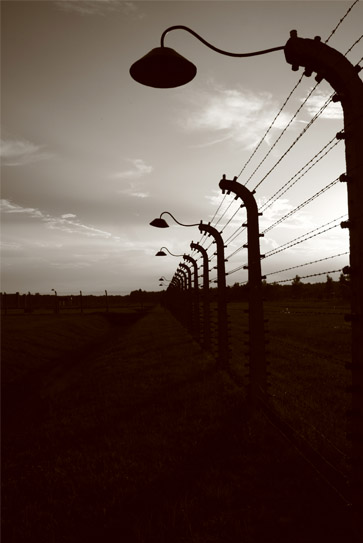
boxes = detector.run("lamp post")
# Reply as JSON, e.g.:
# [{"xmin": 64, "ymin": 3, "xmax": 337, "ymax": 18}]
[
  {"xmin": 151, "ymin": 212, "xmax": 202, "ymax": 340},
  {"xmin": 133, "ymin": 26, "xmax": 363, "ymax": 518},
  {"xmin": 130, "ymin": 25, "xmax": 284, "ymax": 88}
]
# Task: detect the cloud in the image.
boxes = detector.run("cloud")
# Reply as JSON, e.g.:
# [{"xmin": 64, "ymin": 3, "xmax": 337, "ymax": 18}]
[
  {"xmin": 1, "ymin": 199, "xmax": 122, "ymax": 241},
  {"xmin": 54, "ymin": 0, "xmax": 141, "ymax": 17},
  {"xmin": 112, "ymin": 158, "xmax": 153, "ymax": 180},
  {"xmin": 178, "ymin": 83, "xmax": 291, "ymax": 149},
  {"xmin": 304, "ymin": 89, "xmax": 343, "ymax": 120},
  {"xmin": 0, "ymin": 138, "xmax": 53, "ymax": 166},
  {"xmin": 111, "ymin": 158, "xmax": 152, "ymax": 197},
  {"xmin": 117, "ymin": 182, "xmax": 150, "ymax": 198}
]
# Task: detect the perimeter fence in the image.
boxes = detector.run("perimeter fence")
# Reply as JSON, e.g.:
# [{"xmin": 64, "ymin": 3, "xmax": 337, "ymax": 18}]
[{"xmin": 160, "ymin": 3, "xmax": 363, "ymax": 529}]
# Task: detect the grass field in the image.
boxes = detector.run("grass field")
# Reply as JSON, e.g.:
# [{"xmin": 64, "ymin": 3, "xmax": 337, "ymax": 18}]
[
  {"xmin": 2, "ymin": 302, "xmax": 355, "ymax": 542},
  {"xmin": 226, "ymin": 300, "xmax": 351, "ymax": 476}
]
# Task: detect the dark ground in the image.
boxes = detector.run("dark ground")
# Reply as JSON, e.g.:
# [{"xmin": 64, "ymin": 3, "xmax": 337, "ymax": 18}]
[{"xmin": 1, "ymin": 305, "xmax": 357, "ymax": 542}]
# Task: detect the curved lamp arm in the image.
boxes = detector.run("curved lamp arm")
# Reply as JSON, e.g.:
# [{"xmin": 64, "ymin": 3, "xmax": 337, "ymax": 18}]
[
  {"xmin": 160, "ymin": 211, "xmax": 200, "ymax": 227},
  {"xmin": 159, "ymin": 246, "xmax": 184, "ymax": 257},
  {"xmin": 160, "ymin": 25, "xmax": 284, "ymax": 57}
]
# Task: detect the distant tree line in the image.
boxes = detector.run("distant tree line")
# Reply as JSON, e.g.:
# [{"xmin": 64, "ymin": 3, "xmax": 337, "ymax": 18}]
[{"xmin": 224, "ymin": 274, "xmax": 350, "ymax": 303}]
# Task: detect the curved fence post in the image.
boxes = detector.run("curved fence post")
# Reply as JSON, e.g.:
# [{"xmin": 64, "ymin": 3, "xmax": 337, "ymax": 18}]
[
  {"xmin": 199, "ymin": 222, "xmax": 228, "ymax": 369},
  {"xmin": 183, "ymin": 254, "xmax": 200, "ymax": 342},
  {"xmin": 180, "ymin": 262, "xmax": 194, "ymax": 335},
  {"xmin": 191, "ymin": 241, "xmax": 211, "ymax": 349},
  {"xmin": 285, "ymin": 30, "xmax": 363, "ymax": 526},
  {"xmin": 219, "ymin": 175, "xmax": 267, "ymax": 402}
]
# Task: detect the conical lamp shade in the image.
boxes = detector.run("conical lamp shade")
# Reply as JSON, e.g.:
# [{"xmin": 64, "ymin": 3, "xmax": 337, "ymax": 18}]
[
  {"xmin": 130, "ymin": 47, "xmax": 197, "ymax": 88},
  {"xmin": 156, "ymin": 250, "xmax": 167, "ymax": 256},
  {"xmin": 150, "ymin": 217, "xmax": 169, "ymax": 228}
]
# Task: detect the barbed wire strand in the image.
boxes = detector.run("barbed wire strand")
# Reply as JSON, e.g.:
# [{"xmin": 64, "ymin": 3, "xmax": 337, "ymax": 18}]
[
  {"xmin": 226, "ymin": 215, "xmax": 347, "ymax": 276},
  {"xmin": 344, "ymin": 33, "xmax": 363, "ymax": 55},
  {"xmin": 243, "ymin": 82, "xmax": 325, "ymax": 187},
  {"xmin": 225, "ymin": 224, "xmax": 246, "ymax": 245},
  {"xmin": 265, "ymin": 251, "xmax": 349, "ymax": 277},
  {"xmin": 213, "ymin": 198, "xmax": 236, "ymax": 227},
  {"xmin": 236, "ymin": 73, "xmax": 305, "ymax": 180},
  {"xmin": 220, "ymin": 204, "xmax": 245, "ymax": 234},
  {"xmin": 265, "ymin": 215, "xmax": 347, "ymax": 258},
  {"xmin": 272, "ymin": 269, "xmax": 342, "ymax": 284},
  {"xmin": 252, "ymin": 94, "xmax": 334, "ymax": 192},
  {"xmin": 209, "ymin": 192, "xmax": 227, "ymax": 225},
  {"xmin": 262, "ymin": 176, "xmax": 340, "ymax": 234},
  {"xmin": 260, "ymin": 137, "xmax": 340, "ymax": 212},
  {"xmin": 325, "ymin": 0, "xmax": 360, "ymax": 44}
]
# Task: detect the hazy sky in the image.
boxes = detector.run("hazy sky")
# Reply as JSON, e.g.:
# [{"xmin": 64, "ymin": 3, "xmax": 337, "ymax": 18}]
[{"xmin": 1, "ymin": 0, "xmax": 362, "ymax": 294}]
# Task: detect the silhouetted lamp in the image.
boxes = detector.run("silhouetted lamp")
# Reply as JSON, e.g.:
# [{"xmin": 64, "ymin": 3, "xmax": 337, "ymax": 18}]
[
  {"xmin": 150, "ymin": 217, "xmax": 169, "ymax": 228},
  {"xmin": 155, "ymin": 250, "xmax": 167, "ymax": 256},
  {"xmin": 130, "ymin": 25, "xmax": 284, "ymax": 89},
  {"xmin": 130, "ymin": 46, "xmax": 196, "ymax": 88}
]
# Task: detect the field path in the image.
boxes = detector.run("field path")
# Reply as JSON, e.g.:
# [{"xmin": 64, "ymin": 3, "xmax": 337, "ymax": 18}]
[{"xmin": 2, "ymin": 305, "xmax": 354, "ymax": 542}]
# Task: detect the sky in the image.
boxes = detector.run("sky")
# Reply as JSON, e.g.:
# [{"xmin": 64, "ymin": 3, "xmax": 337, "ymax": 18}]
[{"xmin": 1, "ymin": 0, "xmax": 362, "ymax": 295}]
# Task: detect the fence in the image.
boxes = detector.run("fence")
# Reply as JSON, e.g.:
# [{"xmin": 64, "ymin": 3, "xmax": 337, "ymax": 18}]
[
  {"xmin": 0, "ymin": 291, "xmax": 151, "ymax": 315},
  {"xmin": 161, "ymin": 6, "xmax": 362, "ymax": 533}
]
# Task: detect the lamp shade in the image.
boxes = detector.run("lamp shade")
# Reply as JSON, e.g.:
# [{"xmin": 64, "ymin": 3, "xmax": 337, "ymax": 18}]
[
  {"xmin": 155, "ymin": 250, "xmax": 167, "ymax": 256},
  {"xmin": 150, "ymin": 217, "xmax": 169, "ymax": 228},
  {"xmin": 130, "ymin": 47, "xmax": 197, "ymax": 88}
]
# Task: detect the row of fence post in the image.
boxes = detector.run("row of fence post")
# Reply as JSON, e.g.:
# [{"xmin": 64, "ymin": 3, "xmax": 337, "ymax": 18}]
[
  {"xmin": 162, "ymin": 165, "xmax": 361, "ymax": 525},
  {"xmin": 0, "ymin": 290, "xmax": 111, "ymax": 314},
  {"xmin": 164, "ymin": 175, "xmax": 267, "ymax": 403}
]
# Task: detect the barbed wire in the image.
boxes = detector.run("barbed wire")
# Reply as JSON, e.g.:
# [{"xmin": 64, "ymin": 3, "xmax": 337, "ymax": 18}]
[
  {"xmin": 226, "ymin": 242, "xmax": 247, "ymax": 261},
  {"xmin": 169, "ymin": 10, "xmax": 361, "ymax": 286},
  {"xmin": 325, "ymin": 0, "xmax": 360, "ymax": 44},
  {"xmin": 260, "ymin": 137, "xmax": 340, "ymax": 213},
  {"xmin": 220, "ymin": 203, "xmax": 245, "ymax": 234},
  {"xmin": 213, "ymin": 198, "xmax": 236, "ymax": 227},
  {"xmin": 242, "ymin": 81, "xmax": 323, "ymax": 187},
  {"xmin": 209, "ymin": 192, "xmax": 227, "ymax": 225},
  {"xmin": 224, "ymin": 224, "xmax": 246, "ymax": 245},
  {"xmin": 236, "ymin": 73, "xmax": 305, "ymax": 180},
  {"xmin": 233, "ymin": 0, "xmax": 359, "ymax": 188},
  {"xmin": 198, "ymin": 35, "xmax": 360, "ymax": 258},
  {"xmin": 270, "ymin": 269, "xmax": 342, "ymax": 284},
  {"xmin": 265, "ymin": 251, "xmax": 349, "ymax": 277},
  {"xmin": 252, "ymin": 93, "xmax": 334, "ymax": 192},
  {"xmin": 262, "ymin": 176, "xmax": 340, "ymax": 234},
  {"xmin": 265, "ymin": 215, "xmax": 347, "ymax": 258},
  {"xmin": 344, "ymin": 33, "xmax": 363, "ymax": 55}
]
